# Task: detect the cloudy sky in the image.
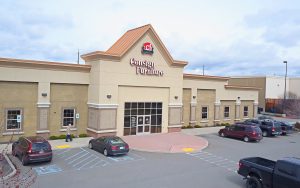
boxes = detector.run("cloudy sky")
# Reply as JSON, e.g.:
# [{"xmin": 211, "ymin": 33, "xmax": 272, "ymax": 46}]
[{"xmin": 1, "ymin": 0, "xmax": 300, "ymax": 76}]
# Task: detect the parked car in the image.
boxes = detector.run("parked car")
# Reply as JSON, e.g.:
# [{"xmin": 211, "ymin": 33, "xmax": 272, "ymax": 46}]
[
  {"xmin": 89, "ymin": 136, "xmax": 129, "ymax": 156},
  {"xmin": 277, "ymin": 121, "xmax": 294, "ymax": 135},
  {"xmin": 238, "ymin": 157, "xmax": 300, "ymax": 188},
  {"xmin": 257, "ymin": 115, "xmax": 273, "ymax": 120},
  {"xmin": 218, "ymin": 124, "xmax": 263, "ymax": 142},
  {"xmin": 244, "ymin": 119, "xmax": 282, "ymax": 137},
  {"xmin": 12, "ymin": 136, "xmax": 52, "ymax": 165}
]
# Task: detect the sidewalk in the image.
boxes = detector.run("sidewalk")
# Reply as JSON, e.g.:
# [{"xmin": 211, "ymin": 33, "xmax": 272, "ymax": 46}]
[{"xmin": 182, "ymin": 126, "xmax": 224, "ymax": 136}]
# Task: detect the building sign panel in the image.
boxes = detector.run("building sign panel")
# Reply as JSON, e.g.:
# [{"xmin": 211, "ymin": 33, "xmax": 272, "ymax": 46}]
[{"xmin": 130, "ymin": 58, "xmax": 164, "ymax": 76}]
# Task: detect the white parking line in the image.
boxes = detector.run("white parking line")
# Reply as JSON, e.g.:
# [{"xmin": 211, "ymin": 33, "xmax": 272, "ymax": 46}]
[
  {"xmin": 68, "ymin": 152, "xmax": 90, "ymax": 164},
  {"xmin": 73, "ymin": 155, "xmax": 94, "ymax": 167},
  {"xmin": 89, "ymin": 160, "xmax": 108, "ymax": 168},
  {"xmin": 64, "ymin": 150, "xmax": 86, "ymax": 161},
  {"xmin": 76, "ymin": 157, "xmax": 99, "ymax": 170},
  {"xmin": 56, "ymin": 149, "xmax": 72, "ymax": 156}
]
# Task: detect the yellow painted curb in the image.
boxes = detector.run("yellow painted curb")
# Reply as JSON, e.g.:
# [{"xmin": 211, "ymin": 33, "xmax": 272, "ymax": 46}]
[
  {"xmin": 56, "ymin": 145, "xmax": 71, "ymax": 149},
  {"xmin": 182, "ymin": 148, "xmax": 195, "ymax": 152}
]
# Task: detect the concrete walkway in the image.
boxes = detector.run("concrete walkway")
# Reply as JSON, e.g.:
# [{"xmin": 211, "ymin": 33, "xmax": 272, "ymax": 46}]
[{"xmin": 121, "ymin": 132, "xmax": 208, "ymax": 153}]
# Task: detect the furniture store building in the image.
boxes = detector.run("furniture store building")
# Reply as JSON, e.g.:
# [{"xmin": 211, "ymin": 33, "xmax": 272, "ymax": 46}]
[{"xmin": 0, "ymin": 24, "xmax": 259, "ymax": 142}]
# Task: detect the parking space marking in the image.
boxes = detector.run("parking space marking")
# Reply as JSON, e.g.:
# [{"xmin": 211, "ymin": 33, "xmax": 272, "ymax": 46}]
[
  {"xmin": 68, "ymin": 152, "xmax": 90, "ymax": 164},
  {"xmin": 64, "ymin": 149, "xmax": 86, "ymax": 161},
  {"xmin": 72, "ymin": 155, "xmax": 95, "ymax": 167},
  {"xmin": 186, "ymin": 151, "xmax": 238, "ymax": 173},
  {"xmin": 55, "ymin": 148, "xmax": 72, "ymax": 156},
  {"xmin": 34, "ymin": 165, "xmax": 63, "ymax": 176}
]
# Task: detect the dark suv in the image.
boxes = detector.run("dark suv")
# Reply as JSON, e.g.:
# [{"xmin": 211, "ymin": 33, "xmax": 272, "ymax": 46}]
[
  {"xmin": 245, "ymin": 119, "xmax": 282, "ymax": 137},
  {"xmin": 12, "ymin": 136, "xmax": 52, "ymax": 165},
  {"xmin": 218, "ymin": 124, "xmax": 263, "ymax": 142}
]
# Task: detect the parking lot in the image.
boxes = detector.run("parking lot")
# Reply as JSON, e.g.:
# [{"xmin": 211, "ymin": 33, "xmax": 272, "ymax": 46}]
[{"xmin": 10, "ymin": 132, "xmax": 300, "ymax": 188}]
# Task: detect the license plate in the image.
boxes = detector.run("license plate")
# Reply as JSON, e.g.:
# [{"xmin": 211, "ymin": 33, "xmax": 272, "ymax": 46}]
[
  {"xmin": 120, "ymin": 147, "xmax": 124, "ymax": 150},
  {"xmin": 39, "ymin": 150, "xmax": 44, "ymax": 153}
]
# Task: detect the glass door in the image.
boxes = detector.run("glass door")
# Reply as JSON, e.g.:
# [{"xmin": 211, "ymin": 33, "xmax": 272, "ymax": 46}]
[{"xmin": 136, "ymin": 115, "xmax": 151, "ymax": 135}]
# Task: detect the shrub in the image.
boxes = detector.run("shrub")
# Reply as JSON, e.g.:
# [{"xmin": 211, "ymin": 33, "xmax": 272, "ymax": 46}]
[
  {"xmin": 49, "ymin": 136, "xmax": 58, "ymax": 140},
  {"xmin": 225, "ymin": 123, "xmax": 230, "ymax": 126},
  {"xmin": 186, "ymin": 125, "xmax": 193, "ymax": 129},
  {"xmin": 79, "ymin": 133, "xmax": 88, "ymax": 138},
  {"xmin": 181, "ymin": 126, "xmax": 187, "ymax": 129},
  {"xmin": 58, "ymin": 135, "xmax": 66, "ymax": 139},
  {"xmin": 194, "ymin": 125, "xmax": 201, "ymax": 128}
]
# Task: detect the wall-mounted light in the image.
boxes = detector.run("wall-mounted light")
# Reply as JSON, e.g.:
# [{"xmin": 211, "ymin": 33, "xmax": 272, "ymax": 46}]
[
  {"xmin": 41, "ymin": 93, "xmax": 47, "ymax": 97},
  {"xmin": 107, "ymin": 94, "xmax": 112, "ymax": 99},
  {"xmin": 174, "ymin": 96, "xmax": 178, "ymax": 100},
  {"xmin": 237, "ymin": 97, "xmax": 240, "ymax": 100},
  {"xmin": 193, "ymin": 96, "xmax": 196, "ymax": 99}
]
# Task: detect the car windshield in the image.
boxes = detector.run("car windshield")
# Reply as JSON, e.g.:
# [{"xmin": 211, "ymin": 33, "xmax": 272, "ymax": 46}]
[
  {"xmin": 32, "ymin": 142, "xmax": 49, "ymax": 151},
  {"xmin": 274, "ymin": 122, "xmax": 282, "ymax": 127},
  {"xmin": 109, "ymin": 138, "xmax": 124, "ymax": 144}
]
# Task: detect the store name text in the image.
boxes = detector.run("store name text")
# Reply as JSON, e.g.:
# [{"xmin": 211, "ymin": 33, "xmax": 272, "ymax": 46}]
[{"xmin": 130, "ymin": 58, "xmax": 163, "ymax": 76}]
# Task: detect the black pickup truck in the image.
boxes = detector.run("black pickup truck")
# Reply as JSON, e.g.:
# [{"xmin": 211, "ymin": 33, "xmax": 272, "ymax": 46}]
[{"xmin": 238, "ymin": 157, "xmax": 300, "ymax": 188}]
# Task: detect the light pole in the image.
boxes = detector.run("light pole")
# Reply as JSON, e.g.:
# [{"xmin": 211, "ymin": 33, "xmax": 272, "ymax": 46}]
[{"xmin": 283, "ymin": 61, "xmax": 287, "ymax": 114}]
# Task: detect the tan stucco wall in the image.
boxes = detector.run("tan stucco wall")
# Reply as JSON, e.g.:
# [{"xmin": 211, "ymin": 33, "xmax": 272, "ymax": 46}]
[
  {"xmin": 220, "ymin": 100, "xmax": 235, "ymax": 124},
  {"xmin": 229, "ymin": 77, "xmax": 266, "ymax": 109},
  {"xmin": 49, "ymin": 84, "xmax": 88, "ymax": 136},
  {"xmin": 289, "ymin": 78, "xmax": 300, "ymax": 97},
  {"xmin": 117, "ymin": 86, "xmax": 169, "ymax": 136},
  {"xmin": 86, "ymin": 31, "xmax": 184, "ymax": 105},
  {"xmin": 196, "ymin": 89, "xmax": 216, "ymax": 126},
  {"xmin": 0, "ymin": 81, "xmax": 38, "ymax": 142},
  {"xmin": 240, "ymin": 100, "xmax": 254, "ymax": 120},
  {"xmin": 182, "ymin": 89, "xmax": 191, "ymax": 126}
]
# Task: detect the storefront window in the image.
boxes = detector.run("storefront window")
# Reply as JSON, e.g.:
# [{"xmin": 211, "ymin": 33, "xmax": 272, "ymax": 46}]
[{"xmin": 124, "ymin": 102, "xmax": 162, "ymax": 135}]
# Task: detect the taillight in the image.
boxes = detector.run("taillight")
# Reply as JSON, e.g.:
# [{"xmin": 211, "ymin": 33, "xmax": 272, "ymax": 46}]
[
  {"xmin": 125, "ymin": 144, "xmax": 129, "ymax": 149},
  {"xmin": 272, "ymin": 127, "xmax": 275, "ymax": 132},
  {"xmin": 111, "ymin": 146, "xmax": 118, "ymax": 150},
  {"xmin": 252, "ymin": 132, "xmax": 256, "ymax": 135},
  {"xmin": 239, "ymin": 162, "xmax": 242, "ymax": 169},
  {"xmin": 27, "ymin": 143, "xmax": 32, "ymax": 154}
]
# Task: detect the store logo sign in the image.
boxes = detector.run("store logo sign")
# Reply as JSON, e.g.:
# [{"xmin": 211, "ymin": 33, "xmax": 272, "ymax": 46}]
[
  {"xmin": 142, "ymin": 42, "xmax": 154, "ymax": 55},
  {"xmin": 130, "ymin": 58, "xmax": 163, "ymax": 76}
]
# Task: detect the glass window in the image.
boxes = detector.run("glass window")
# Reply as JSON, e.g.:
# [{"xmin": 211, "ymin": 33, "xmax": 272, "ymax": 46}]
[
  {"xmin": 138, "ymin": 102, "xmax": 144, "ymax": 108},
  {"xmin": 224, "ymin": 106, "xmax": 230, "ymax": 118},
  {"xmin": 244, "ymin": 106, "xmax": 249, "ymax": 117},
  {"xmin": 201, "ymin": 106, "xmax": 208, "ymax": 119},
  {"xmin": 63, "ymin": 108, "xmax": 75, "ymax": 126},
  {"xmin": 6, "ymin": 109, "xmax": 22, "ymax": 130},
  {"xmin": 157, "ymin": 103, "xmax": 162, "ymax": 108},
  {"xmin": 124, "ymin": 116, "xmax": 130, "ymax": 128}
]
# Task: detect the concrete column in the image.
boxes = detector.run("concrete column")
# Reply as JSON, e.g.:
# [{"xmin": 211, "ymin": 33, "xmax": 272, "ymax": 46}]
[
  {"xmin": 168, "ymin": 103, "xmax": 183, "ymax": 132},
  {"xmin": 253, "ymin": 101, "xmax": 259, "ymax": 118},
  {"xmin": 87, "ymin": 104, "xmax": 118, "ymax": 137},
  {"xmin": 235, "ymin": 101, "xmax": 241, "ymax": 121},
  {"xmin": 214, "ymin": 102, "xmax": 221, "ymax": 124},
  {"xmin": 189, "ymin": 102, "xmax": 197, "ymax": 126}
]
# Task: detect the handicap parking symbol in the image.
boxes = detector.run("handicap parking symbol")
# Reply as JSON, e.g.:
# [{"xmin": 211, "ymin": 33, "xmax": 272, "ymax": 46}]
[{"xmin": 34, "ymin": 164, "xmax": 63, "ymax": 175}]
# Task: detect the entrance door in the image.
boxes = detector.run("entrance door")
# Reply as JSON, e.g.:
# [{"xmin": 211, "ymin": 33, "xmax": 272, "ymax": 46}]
[{"xmin": 137, "ymin": 115, "xmax": 151, "ymax": 135}]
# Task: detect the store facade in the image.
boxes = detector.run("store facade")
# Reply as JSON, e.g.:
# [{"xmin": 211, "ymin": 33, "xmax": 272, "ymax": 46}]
[{"xmin": 0, "ymin": 24, "xmax": 259, "ymax": 142}]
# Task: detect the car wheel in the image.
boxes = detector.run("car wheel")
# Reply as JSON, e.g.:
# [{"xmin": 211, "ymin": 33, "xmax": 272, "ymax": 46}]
[
  {"xmin": 246, "ymin": 176, "xmax": 262, "ymax": 188},
  {"xmin": 103, "ymin": 148, "xmax": 108, "ymax": 156},
  {"xmin": 262, "ymin": 131, "xmax": 268, "ymax": 137},
  {"xmin": 21, "ymin": 155, "xmax": 28, "ymax": 166},
  {"xmin": 220, "ymin": 132, "xmax": 225, "ymax": 137},
  {"xmin": 243, "ymin": 136, "xmax": 249, "ymax": 142},
  {"xmin": 88, "ymin": 142, "xmax": 93, "ymax": 149}
]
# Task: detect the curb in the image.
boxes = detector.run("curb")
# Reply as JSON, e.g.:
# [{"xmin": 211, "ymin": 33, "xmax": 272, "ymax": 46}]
[{"xmin": 2, "ymin": 154, "xmax": 16, "ymax": 181}]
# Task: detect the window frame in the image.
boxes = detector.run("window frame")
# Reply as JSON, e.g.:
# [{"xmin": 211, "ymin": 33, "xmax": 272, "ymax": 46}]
[
  {"xmin": 201, "ymin": 106, "xmax": 208, "ymax": 119},
  {"xmin": 224, "ymin": 106, "xmax": 230, "ymax": 118},
  {"xmin": 62, "ymin": 108, "xmax": 76, "ymax": 127},
  {"xmin": 5, "ymin": 108, "xmax": 23, "ymax": 131},
  {"xmin": 243, "ymin": 106, "xmax": 249, "ymax": 117}
]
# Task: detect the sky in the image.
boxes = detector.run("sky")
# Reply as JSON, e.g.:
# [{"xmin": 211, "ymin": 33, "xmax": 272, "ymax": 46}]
[{"xmin": 0, "ymin": 0, "xmax": 300, "ymax": 77}]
